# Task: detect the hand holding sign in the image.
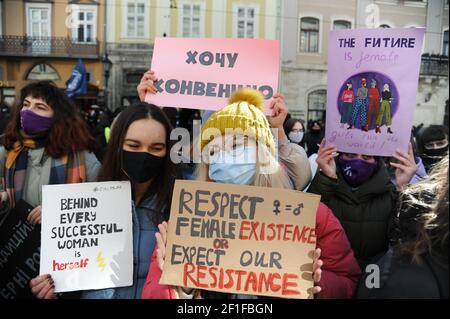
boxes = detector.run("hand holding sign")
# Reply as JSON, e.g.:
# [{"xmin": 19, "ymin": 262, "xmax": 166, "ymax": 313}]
[
  {"xmin": 312, "ymin": 248, "xmax": 323, "ymax": 295},
  {"xmin": 155, "ymin": 221, "xmax": 168, "ymax": 272},
  {"xmin": 268, "ymin": 93, "xmax": 289, "ymax": 141},
  {"xmin": 27, "ymin": 205, "xmax": 42, "ymax": 225},
  {"xmin": 138, "ymin": 70, "xmax": 158, "ymax": 102},
  {"xmin": 390, "ymin": 142, "xmax": 417, "ymax": 191},
  {"xmin": 30, "ymin": 274, "xmax": 56, "ymax": 299},
  {"xmin": 316, "ymin": 140, "xmax": 339, "ymax": 180}
]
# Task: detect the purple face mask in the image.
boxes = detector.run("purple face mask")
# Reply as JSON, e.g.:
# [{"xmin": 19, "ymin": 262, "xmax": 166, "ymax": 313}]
[
  {"xmin": 20, "ymin": 108, "xmax": 54, "ymax": 135},
  {"xmin": 337, "ymin": 157, "xmax": 378, "ymax": 187}
]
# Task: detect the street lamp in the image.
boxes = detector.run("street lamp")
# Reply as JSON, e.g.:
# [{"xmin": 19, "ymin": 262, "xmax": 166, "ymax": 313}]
[
  {"xmin": 102, "ymin": 53, "xmax": 113, "ymax": 109},
  {"xmin": 102, "ymin": 53, "xmax": 113, "ymax": 89}
]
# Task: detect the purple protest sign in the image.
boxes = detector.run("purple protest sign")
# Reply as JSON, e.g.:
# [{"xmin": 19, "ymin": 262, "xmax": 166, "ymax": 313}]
[{"xmin": 325, "ymin": 28, "xmax": 425, "ymax": 156}]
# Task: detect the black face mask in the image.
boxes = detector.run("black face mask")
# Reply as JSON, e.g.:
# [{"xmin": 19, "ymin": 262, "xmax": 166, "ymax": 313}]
[
  {"xmin": 422, "ymin": 147, "xmax": 448, "ymax": 168},
  {"xmin": 122, "ymin": 150, "xmax": 165, "ymax": 183},
  {"xmin": 423, "ymin": 147, "xmax": 448, "ymax": 158}
]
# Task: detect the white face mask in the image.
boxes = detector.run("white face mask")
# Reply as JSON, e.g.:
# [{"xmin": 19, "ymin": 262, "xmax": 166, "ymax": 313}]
[{"xmin": 288, "ymin": 131, "xmax": 304, "ymax": 144}]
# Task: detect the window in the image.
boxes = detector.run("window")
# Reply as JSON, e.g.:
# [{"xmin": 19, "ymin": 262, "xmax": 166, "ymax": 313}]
[
  {"xmin": 71, "ymin": 5, "xmax": 97, "ymax": 43},
  {"xmin": 443, "ymin": 30, "xmax": 449, "ymax": 56},
  {"xmin": 181, "ymin": 3, "xmax": 202, "ymax": 38},
  {"xmin": 26, "ymin": 3, "xmax": 51, "ymax": 54},
  {"xmin": 26, "ymin": 63, "xmax": 59, "ymax": 81},
  {"xmin": 126, "ymin": 0, "xmax": 146, "ymax": 38},
  {"xmin": 333, "ymin": 20, "xmax": 351, "ymax": 30},
  {"xmin": 379, "ymin": 24, "xmax": 391, "ymax": 28},
  {"xmin": 307, "ymin": 90, "xmax": 327, "ymax": 123},
  {"xmin": 26, "ymin": 3, "xmax": 51, "ymax": 38},
  {"xmin": 0, "ymin": 66, "xmax": 3, "ymax": 81},
  {"xmin": 300, "ymin": 17, "xmax": 319, "ymax": 53},
  {"xmin": 236, "ymin": 6, "xmax": 257, "ymax": 38}
]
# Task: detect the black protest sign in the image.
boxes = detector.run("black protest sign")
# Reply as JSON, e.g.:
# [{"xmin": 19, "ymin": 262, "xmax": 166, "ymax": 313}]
[{"xmin": 0, "ymin": 200, "xmax": 41, "ymax": 299}]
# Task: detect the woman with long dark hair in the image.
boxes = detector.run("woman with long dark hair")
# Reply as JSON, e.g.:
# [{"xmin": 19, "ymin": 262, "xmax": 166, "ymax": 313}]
[
  {"xmin": 30, "ymin": 102, "xmax": 177, "ymax": 299},
  {"xmin": 0, "ymin": 81, "xmax": 100, "ymax": 225}
]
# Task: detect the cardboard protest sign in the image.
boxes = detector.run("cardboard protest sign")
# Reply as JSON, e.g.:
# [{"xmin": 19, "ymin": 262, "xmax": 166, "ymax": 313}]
[
  {"xmin": 160, "ymin": 180, "xmax": 321, "ymax": 299},
  {"xmin": 325, "ymin": 28, "xmax": 425, "ymax": 156},
  {"xmin": 0, "ymin": 200, "xmax": 40, "ymax": 299},
  {"xmin": 145, "ymin": 37, "xmax": 280, "ymax": 114},
  {"xmin": 39, "ymin": 181, "xmax": 133, "ymax": 293}
]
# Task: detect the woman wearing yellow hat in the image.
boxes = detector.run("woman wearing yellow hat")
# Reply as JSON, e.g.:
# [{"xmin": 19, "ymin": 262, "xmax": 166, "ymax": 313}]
[{"xmin": 141, "ymin": 88, "xmax": 360, "ymax": 300}]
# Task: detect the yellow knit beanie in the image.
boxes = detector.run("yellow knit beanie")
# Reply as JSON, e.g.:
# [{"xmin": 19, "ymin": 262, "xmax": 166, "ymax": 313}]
[{"xmin": 200, "ymin": 88, "xmax": 275, "ymax": 154}]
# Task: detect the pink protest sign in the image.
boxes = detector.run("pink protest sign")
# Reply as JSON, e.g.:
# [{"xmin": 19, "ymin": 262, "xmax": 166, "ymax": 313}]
[
  {"xmin": 325, "ymin": 28, "xmax": 425, "ymax": 156},
  {"xmin": 145, "ymin": 37, "xmax": 280, "ymax": 114}
]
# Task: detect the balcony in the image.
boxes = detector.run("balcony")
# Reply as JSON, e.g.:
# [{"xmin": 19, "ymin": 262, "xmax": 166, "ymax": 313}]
[
  {"xmin": 420, "ymin": 54, "xmax": 449, "ymax": 77},
  {"xmin": 0, "ymin": 35, "xmax": 100, "ymax": 59}
]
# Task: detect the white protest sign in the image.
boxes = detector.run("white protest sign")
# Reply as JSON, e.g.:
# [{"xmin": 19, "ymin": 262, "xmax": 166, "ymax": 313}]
[{"xmin": 39, "ymin": 181, "xmax": 133, "ymax": 293}]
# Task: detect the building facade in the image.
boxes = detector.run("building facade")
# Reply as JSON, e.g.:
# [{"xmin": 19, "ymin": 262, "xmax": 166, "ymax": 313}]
[
  {"xmin": 0, "ymin": 0, "xmax": 106, "ymax": 110},
  {"xmin": 280, "ymin": 0, "xmax": 449, "ymax": 128},
  {"xmin": 106, "ymin": 0, "xmax": 279, "ymax": 111}
]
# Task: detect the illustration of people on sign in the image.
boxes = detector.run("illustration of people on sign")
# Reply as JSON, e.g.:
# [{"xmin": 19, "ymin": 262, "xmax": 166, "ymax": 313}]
[
  {"xmin": 365, "ymin": 79, "xmax": 380, "ymax": 132},
  {"xmin": 376, "ymin": 83, "xmax": 394, "ymax": 134},
  {"xmin": 339, "ymin": 81, "xmax": 355, "ymax": 129},
  {"xmin": 349, "ymin": 77, "xmax": 368, "ymax": 130},
  {"xmin": 338, "ymin": 72, "xmax": 398, "ymax": 133}
]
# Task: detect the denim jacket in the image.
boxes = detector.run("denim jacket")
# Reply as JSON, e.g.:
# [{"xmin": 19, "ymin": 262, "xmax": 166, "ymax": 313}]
[{"xmin": 81, "ymin": 196, "xmax": 158, "ymax": 299}]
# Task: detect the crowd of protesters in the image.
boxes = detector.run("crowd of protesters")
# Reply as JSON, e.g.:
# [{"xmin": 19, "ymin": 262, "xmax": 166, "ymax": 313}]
[{"xmin": 0, "ymin": 76, "xmax": 447, "ymax": 299}]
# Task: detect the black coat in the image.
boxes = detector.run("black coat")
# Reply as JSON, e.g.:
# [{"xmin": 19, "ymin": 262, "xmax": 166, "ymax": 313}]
[
  {"xmin": 356, "ymin": 247, "xmax": 449, "ymax": 299},
  {"xmin": 307, "ymin": 163, "xmax": 398, "ymax": 269}
]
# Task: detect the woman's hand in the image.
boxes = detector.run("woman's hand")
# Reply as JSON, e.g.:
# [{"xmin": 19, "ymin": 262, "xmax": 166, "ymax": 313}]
[
  {"xmin": 316, "ymin": 139, "xmax": 339, "ymax": 179},
  {"xmin": 27, "ymin": 205, "xmax": 42, "ymax": 225},
  {"xmin": 30, "ymin": 274, "xmax": 56, "ymax": 299},
  {"xmin": 137, "ymin": 70, "xmax": 158, "ymax": 102},
  {"xmin": 391, "ymin": 143, "xmax": 417, "ymax": 192},
  {"xmin": 155, "ymin": 221, "xmax": 168, "ymax": 272},
  {"xmin": 155, "ymin": 221, "xmax": 194, "ymax": 295},
  {"xmin": 312, "ymin": 248, "xmax": 323, "ymax": 295},
  {"xmin": 268, "ymin": 93, "xmax": 288, "ymax": 140},
  {"xmin": 1, "ymin": 191, "xmax": 8, "ymax": 203}
]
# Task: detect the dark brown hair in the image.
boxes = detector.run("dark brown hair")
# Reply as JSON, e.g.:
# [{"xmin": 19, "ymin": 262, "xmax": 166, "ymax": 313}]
[
  {"xmin": 283, "ymin": 118, "xmax": 305, "ymax": 146},
  {"xmin": 4, "ymin": 81, "xmax": 95, "ymax": 157},
  {"xmin": 97, "ymin": 103, "xmax": 176, "ymax": 224}
]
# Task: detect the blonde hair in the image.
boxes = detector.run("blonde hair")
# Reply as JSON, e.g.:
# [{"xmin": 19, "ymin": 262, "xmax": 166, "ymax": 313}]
[{"xmin": 399, "ymin": 155, "xmax": 449, "ymax": 263}]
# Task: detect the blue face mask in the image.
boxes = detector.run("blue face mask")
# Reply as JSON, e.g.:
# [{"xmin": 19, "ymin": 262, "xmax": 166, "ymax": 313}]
[{"xmin": 208, "ymin": 146, "xmax": 257, "ymax": 185}]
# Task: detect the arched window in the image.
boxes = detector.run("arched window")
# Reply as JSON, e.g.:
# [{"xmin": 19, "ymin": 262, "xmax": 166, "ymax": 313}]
[
  {"xmin": 308, "ymin": 89, "xmax": 327, "ymax": 123},
  {"xmin": 300, "ymin": 17, "xmax": 319, "ymax": 53},
  {"xmin": 333, "ymin": 20, "xmax": 351, "ymax": 30},
  {"xmin": 26, "ymin": 63, "xmax": 60, "ymax": 81}
]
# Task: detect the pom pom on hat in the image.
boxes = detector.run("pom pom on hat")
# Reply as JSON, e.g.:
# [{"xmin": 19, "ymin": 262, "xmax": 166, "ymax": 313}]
[{"xmin": 229, "ymin": 88, "xmax": 264, "ymax": 111}]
